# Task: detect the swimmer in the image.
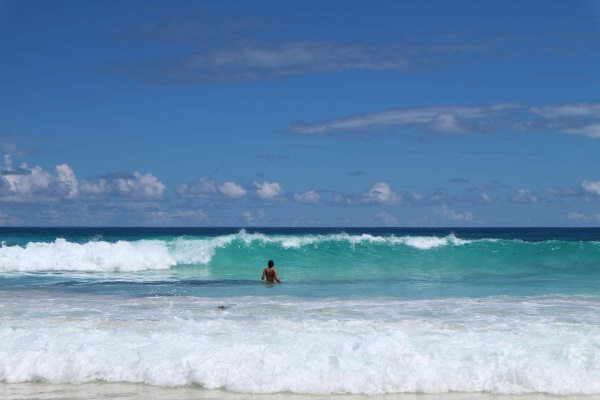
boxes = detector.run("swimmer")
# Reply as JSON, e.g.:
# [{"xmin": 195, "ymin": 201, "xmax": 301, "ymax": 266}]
[{"xmin": 261, "ymin": 260, "xmax": 282, "ymax": 283}]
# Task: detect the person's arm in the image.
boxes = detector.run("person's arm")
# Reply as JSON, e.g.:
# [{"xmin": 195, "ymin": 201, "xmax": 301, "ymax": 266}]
[
  {"xmin": 273, "ymin": 268, "xmax": 282, "ymax": 283},
  {"xmin": 261, "ymin": 268, "xmax": 266, "ymax": 280}
]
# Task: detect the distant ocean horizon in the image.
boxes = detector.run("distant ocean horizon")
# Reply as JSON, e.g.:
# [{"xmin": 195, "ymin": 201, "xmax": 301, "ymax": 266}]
[{"xmin": 1, "ymin": 227, "xmax": 600, "ymax": 398}]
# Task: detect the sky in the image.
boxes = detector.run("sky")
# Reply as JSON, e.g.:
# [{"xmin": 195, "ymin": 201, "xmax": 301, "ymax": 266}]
[{"xmin": 1, "ymin": 0, "xmax": 600, "ymax": 227}]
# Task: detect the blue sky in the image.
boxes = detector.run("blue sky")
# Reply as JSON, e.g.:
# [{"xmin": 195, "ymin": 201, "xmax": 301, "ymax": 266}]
[{"xmin": 1, "ymin": 0, "xmax": 599, "ymax": 227}]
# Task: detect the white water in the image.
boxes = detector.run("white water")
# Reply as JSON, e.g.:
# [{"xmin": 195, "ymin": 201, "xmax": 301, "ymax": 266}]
[
  {"xmin": 0, "ymin": 238, "xmax": 177, "ymax": 272},
  {"xmin": 2, "ymin": 295, "xmax": 600, "ymax": 395},
  {"xmin": 0, "ymin": 232, "xmax": 472, "ymax": 272}
]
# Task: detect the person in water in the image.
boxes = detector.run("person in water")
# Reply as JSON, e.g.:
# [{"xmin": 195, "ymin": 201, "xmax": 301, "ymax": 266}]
[{"xmin": 261, "ymin": 260, "xmax": 282, "ymax": 283}]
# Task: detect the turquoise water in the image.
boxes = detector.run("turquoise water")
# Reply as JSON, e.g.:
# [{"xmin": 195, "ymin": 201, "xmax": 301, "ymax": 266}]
[
  {"xmin": 1, "ymin": 228, "xmax": 599, "ymax": 298},
  {"xmin": 1, "ymin": 228, "xmax": 600, "ymax": 395}
]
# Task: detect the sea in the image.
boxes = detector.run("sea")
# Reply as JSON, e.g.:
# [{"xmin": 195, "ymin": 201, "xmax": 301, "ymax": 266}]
[{"xmin": 1, "ymin": 227, "xmax": 600, "ymax": 400}]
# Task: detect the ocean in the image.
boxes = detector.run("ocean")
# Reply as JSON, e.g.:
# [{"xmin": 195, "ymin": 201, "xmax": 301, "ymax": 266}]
[{"xmin": 1, "ymin": 227, "xmax": 600, "ymax": 400}]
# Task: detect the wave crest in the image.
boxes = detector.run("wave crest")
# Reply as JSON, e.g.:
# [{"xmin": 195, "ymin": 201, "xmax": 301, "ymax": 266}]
[
  {"xmin": 234, "ymin": 230, "xmax": 470, "ymax": 250},
  {"xmin": 0, "ymin": 231, "xmax": 483, "ymax": 273},
  {"xmin": 0, "ymin": 239, "xmax": 176, "ymax": 272}
]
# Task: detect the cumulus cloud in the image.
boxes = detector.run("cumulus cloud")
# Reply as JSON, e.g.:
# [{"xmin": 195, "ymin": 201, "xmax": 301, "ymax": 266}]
[
  {"xmin": 582, "ymin": 180, "xmax": 600, "ymax": 196},
  {"xmin": 176, "ymin": 178, "xmax": 218, "ymax": 197},
  {"xmin": 0, "ymin": 155, "xmax": 165, "ymax": 202},
  {"xmin": 1, "ymin": 158, "xmax": 79, "ymax": 201},
  {"xmin": 254, "ymin": 181, "xmax": 285, "ymax": 200},
  {"xmin": 331, "ymin": 182, "xmax": 403, "ymax": 206},
  {"xmin": 409, "ymin": 190, "xmax": 424, "ymax": 203},
  {"xmin": 293, "ymin": 189, "xmax": 320, "ymax": 204},
  {"xmin": 80, "ymin": 172, "xmax": 165, "ymax": 199},
  {"xmin": 510, "ymin": 189, "xmax": 539, "ymax": 203},
  {"xmin": 241, "ymin": 210, "xmax": 266, "ymax": 225},
  {"xmin": 176, "ymin": 178, "xmax": 246, "ymax": 199},
  {"xmin": 566, "ymin": 212, "xmax": 588, "ymax": 222},
  {"xmin": 56, "ymin": 164, "xmax": 79, "ymax": 198},
  {"xmin": 405, "ymin": 189, "xmax": 450, "ymax": 205},
  {"xmin": 218, "ymin": 182, "xmax": 247, "ymax": 198},
  {"xmin": 435, "ymin": 205, "xmax": 474, "ymax": 222},
  {"xmin": 361, "ymin": 182, "xmax": 402, "ymax": 204},
  {"xmin": 566, "ymin": 211, "xmax": 600, "ymax": 224},
  {"xmin": 481, "ymin": 192, "xmax": 493, "ymax": 204}
]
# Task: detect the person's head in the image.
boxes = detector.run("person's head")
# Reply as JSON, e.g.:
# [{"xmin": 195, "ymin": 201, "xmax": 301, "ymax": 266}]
[{"xmin": 268, "ymin": 260, "xmax": 274, "ymax": 268}]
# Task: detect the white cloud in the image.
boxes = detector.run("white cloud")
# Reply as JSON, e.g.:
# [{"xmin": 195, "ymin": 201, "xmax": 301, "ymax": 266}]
[
  {"xmin": 3, "ymin": 154, "xmax": 12, "ymax": 170},
  {"xmin": 288, "ymin": 104, "xmax": 519, "ymax": 136},
  {"xmin": 582, "ymin": 180, "xmax": 600, "ymax": 196},
  {"xmin": 127, "ymin": 41, "xmax": 415, "ymax": 84},
  {"xmin": 56, "ymin": 164, "xmax": 79, "ymax": 198},
  {"xmin": 511, "ymin": 189, "xmax": 539, "ymax": 203},
  {"xmin": 564, "ymin": 124, "xmax": 600, "ymax": 139},
  {"xmin": 333, "ymin": 182, "xmax": 403, "ymax": 205},
  {"xmin": 218, "ymin": 182, "xmax": 247, "ymax": 198},
  {"xmin": 529, "ymin": 103, "xmax": 600, "ymax": 139},
  {"xmin": 531, "ymin": 103, "xmax": 600, "ymax": 119},
  {"xmin": 81, "ymin": 172, "xmax": 165, "ymax": 199},
  {"xmin": 435, "ymin": 205, "xmax": 474, "ymax": 222},
  {"xmin": 177, "ymin": 178, "xmax": 246, "ymax": 199},
  {"xmin": 121, "ymin": 172, "xmax": 163, "ymax": 198},
  {"xmin": 191, "ymin": 42, "xmax": 409, "ymax": 73},
  {"xmin": 176, "ymin": 178, "xmax": 218, "ymax": 197},
  {"xmin": 545, "ymin": 186, "xmax": 579, "ymax": 198},
  {"xmin": 481, "ymin": 192, "xmax": 493, "ymax": 204},
  {"xmin": 428, "ymin": 112, "xmax": 472, "ymax": 134},
  {"xmin": 1, "ymin": 159, "xmax": 79, "ymax": 201},
  {"xmin": 241, "ymin": 210, "xmax": 266, "ymax": 224},
  {"xmin": 1, "ymin": 165, "xmax": 50, "ymax": 199},
  {"xmin": 566, "ymin": 211, "xmax": 600, "ymax": 224},
  {"xmin": 1, "ymin": 156, "xmax": 165, "ymax": 202},
  {"xmin": 362, "ymin": 182, "xmax": 402, "ymax": 204},
  {"xmin": 293, "ymin": 190, "xmax": 320, "ymax": 204},
  {"xmin": 566, "ymin": 212, "xmax": 588, "ymax": 222},
  {"xmin": 254, "ymin": 181, "xmax": 285, "ymax": 200},
  {"xmin": 410, "ymin": 190, "xmax": 423, "ymax": 203},
  {"xmin": 288, "ymin": 101, "xmax": 600, "ymax": 139}
]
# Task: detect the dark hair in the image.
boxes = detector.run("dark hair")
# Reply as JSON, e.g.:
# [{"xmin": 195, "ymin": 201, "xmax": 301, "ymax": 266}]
[{"xmin": 268, "ymin": 260, "xmax": 274, "ymax": 268}]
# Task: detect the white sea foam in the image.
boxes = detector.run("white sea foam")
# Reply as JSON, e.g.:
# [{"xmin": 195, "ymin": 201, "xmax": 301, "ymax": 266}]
[
  {"xmin": 170, "ymin": 235, "xmax": 236, "ymax": 265},
  {"xmin": 395, "ymin": 234, "xmax": 468, "ymax": 249},
  {"xmin": 1, "ymin": 296, "xmax": 600, "ymax": 395},
  {"xmin": 0, "ymin": 239, "xmax": 177, "ymax": 272},
  {"xmin": 235, "ymin": 230, "xmax": 470, "ymax": 250},
  {"xmin": 0, "ymin": 232, "xmax": 474, "ymax": 273}
]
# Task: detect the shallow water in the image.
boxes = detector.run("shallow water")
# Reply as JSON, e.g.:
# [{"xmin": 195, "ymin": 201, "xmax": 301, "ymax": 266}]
[{"xmin": 1, "ymin": 228, "xmax": 599, "ymax": 396}]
